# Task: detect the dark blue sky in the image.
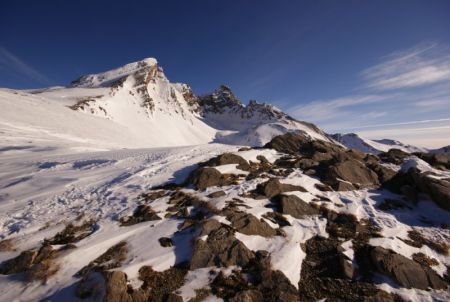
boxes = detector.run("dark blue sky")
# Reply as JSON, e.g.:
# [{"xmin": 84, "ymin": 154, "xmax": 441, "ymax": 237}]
[{"xmin": 1, "ymin": 1, "xmax": 450, "ymax": 147}]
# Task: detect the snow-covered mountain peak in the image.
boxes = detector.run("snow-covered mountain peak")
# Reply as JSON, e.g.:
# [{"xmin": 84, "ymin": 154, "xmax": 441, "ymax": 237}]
[
  {"xmin": 332, "ymin": 132, "xmax": 428, "ymax": 154},
  {"xmin": 70, "ymin": 57, "xmax": 159, "ymax": 88}
]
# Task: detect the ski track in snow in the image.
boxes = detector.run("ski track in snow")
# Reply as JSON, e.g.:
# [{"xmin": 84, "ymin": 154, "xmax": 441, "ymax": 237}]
[{"xmin": 0, "ymin": 144, "xmax": 238, "ymax": 236}]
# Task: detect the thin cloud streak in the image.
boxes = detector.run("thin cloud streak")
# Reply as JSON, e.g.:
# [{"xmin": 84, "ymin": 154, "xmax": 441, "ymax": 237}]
[
  {"xmin": 361, "ymin": 43, "xmax": 450, "ymax": 90},
  {"xmin": 334, "ymin": 118, "xmax": 450, "ymax": 131},
  {"xmin": 0, "ymin": 47, "xmax": 51, "ymax": 85}
]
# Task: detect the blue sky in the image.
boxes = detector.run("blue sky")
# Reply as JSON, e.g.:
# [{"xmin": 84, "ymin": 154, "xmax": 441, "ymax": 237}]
[{"xmin": 1, "ymin": 0, "xmax": 449, "ymax": 147}]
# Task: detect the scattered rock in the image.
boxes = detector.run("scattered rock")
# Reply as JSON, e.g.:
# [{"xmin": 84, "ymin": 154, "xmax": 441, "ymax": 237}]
[
  {"xmin": 120, "ymin": 205, "xmax": 161, "ymax": 226},
  {"xmin": 298, "ymin": 236, "xmax": 398, "ymax": 302},
  {"xmin": 158, "ymin": 237, "xmax": 173, "ymax": 247},
  {"xmin": 369, "ymin": 246, "xmax": 447, "ymax": 290},
  {"xmin": 138, "ymin": 265, "xmax": 188, "ymax": 301},
  {"xmin": 190, "ymin": 221, "xmax": 255, "ymax": 269}
]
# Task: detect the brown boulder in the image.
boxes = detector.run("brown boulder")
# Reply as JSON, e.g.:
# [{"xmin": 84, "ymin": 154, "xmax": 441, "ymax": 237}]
[
  {"xmin": 256, "ymin": 178, "xmax": 306, "ymax": 198},
  {"xmin": 379, "ymin": 149, "xmax": 410, "ymax": 165},
  {"xmin": 226, "ymin": 211, "xmax": 278, "ymax": 237},
  {"xmin": 206, "ymin": 153, "xmax": 250, "ymax": 171},
  {"xmin": 189, "ymin": 167, "xmax": 239, "ymax": 190},
  {"xmin": 326, "ymin": 159, "xmax": 380, "ymax": 190},
  {"xmin": 273, "ymin": 194, "xmax": 319, "ymax": 218},
  {"xmin": 369, "ymin": 246, "xmax": 447, "ymax": 290},
  {"xmin": 409, "ymin": 169, "xmax": 450, "ymax": 211}
]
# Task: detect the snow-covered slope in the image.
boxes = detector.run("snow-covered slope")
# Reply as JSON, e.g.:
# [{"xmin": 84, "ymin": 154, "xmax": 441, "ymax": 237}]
[
  {"xmin": 332, "ymin": 133, "xmax": 427, "ymax": 154},
  {"xmin": 0, "ymin": 58, "xmax": 333, "ymax": 151}
]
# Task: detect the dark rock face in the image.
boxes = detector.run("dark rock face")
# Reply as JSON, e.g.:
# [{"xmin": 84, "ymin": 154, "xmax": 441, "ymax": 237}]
[
  {"xmin": 414, "ymin": 152, "xmax": 450, "ymax": 170},
  {"xmin": 256, "ymin": 178, "xmax": 306, "ymax": 198},
  {"xmin": 264, "ymin": 132, "xmax": 313, "ymax": 155},
  {"xmin": 384, "ymin": 167, "xmax": 450, "ymax": 211},
  {"xmin": 379, "ymin": 149, "xmax": 410, "ymax": 165},
  {"xmin": 298, "ymin": 236, "xmax": 397, "ymax": 302},
  {"xmin": 409, "ymin": 169, "xmax": 450, "ymax": 211},
  {"xmin": 225, "ymin": 211, "xmax": 278, "ymax": 237},
  {"xmin": 77, "ymin": 265, "xmax": 187, "ymax": 302},
  {"xmin": 189, "ymin": 167, "xmax": 239, "ymax": 190},
  {"xmin": 272, "ymin": 194, "xmax": 319, "ymax": 219},
  {"xmin": 0, "ymin": 244, "xmax": 59, "ymax": 282},
  {"xmin": 189, "ymin": 167, "xmax": 223, "ymax": 190},
  {"xmin": 102, "ymin": 271, "xmax": 148, "ymax": 302},
  {"xmin": 120, "ymin": 205, "xmax": 161, "ymax": 226},
  {"xmin": 326, "ymin": 159, "xmax": 380, "ymax": 189},
  {"xmin": 0, "ymin": 249, "xmax": 39, "ymax": 275},
  {"xmin": 190, "ymin": 221, "xmax": 255, "ymax": 269},
  {"xmin": 369, "ymin": 246, "xmax": 447, "ymax": 290},
  {"xmin": 206, "ymin": 153, "xmax": 251, "ymax": 171}
]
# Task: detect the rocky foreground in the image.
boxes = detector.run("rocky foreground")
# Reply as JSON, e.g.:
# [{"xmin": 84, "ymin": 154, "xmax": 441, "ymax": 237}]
[{"xmin": 0, "ymin": 133, "xmax": 449, "ymax": 301}]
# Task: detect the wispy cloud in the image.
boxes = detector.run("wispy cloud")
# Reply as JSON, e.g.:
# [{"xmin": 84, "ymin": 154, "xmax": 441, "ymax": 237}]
[
  {"xmin": 287, "ymin": 42, "xmax": 450, "ymax": 148},
  {"xmin": 361, "ymin": 43, "xmax": 450, "ymax": 90},
  {"xmin": 289, "ymin": 94, "xmax": 389, "ymax": 122},
  {"xmin": 334, "ymin": 118, "xmax": 450, "ymax": 131},
  {"xmin": 0, "ymin": 46, "xmax": 51, "ymax": 85}
]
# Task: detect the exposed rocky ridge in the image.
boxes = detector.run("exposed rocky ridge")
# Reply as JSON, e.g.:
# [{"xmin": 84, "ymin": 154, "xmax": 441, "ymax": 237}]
[{"xmin": 332, "ymin": 133, "xmax": 428, "ymax": 155}]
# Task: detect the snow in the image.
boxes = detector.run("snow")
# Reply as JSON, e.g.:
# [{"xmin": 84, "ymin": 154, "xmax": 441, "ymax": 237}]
[
  {"xmin": 71, "ymin": 58, "xmax": 158, "ymax": 88},
  {"xmin": 333, "ymin": 133, "xmax": 428, "ymax": 154},
  {"xmin": 236, "ymin": 217, "xmax": 328, "ymax": 289},
  {"xmin": 213, "ymin": 164, "xmax": 249, "ymax": 175},
  {"xmin": 0, "ymin": 59, "xmax": 449, "ymax": 301},
  {"xmin": 233, "ymin": 148, "xmax": 281, "ymax": 163}
]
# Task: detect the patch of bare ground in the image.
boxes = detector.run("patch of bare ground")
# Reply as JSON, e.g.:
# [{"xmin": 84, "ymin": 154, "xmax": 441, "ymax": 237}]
[
  {"xmin": 404, "ymin": 230, "xmax": 449, "ymax": 255},
  {"xmin": 45, "ymin": 219, "xmax": 96, "ymax": 245},
  {"xmin": 0, "ymin": 244, "xmax": 59, "ymax": 283},
  {"xmin": 0, "ymin": 238, "xmax": 16, "ymax": 252}
]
